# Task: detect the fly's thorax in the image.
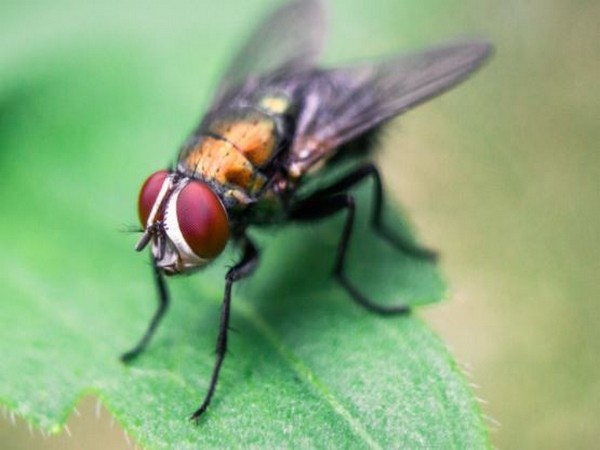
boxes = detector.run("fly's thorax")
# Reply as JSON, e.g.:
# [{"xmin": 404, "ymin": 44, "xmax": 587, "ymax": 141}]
[{"xmin": 136, "ymin": 171, "xmax": 230, "ymax": 274}]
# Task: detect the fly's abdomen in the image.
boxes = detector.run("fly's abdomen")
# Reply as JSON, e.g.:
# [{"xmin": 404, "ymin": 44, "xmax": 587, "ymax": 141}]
[
  {"xmin": 181, "ymin": 134, "xmax": 264, "ymax": 193},
  {"xmin": 179, "ymin": 96, "xmax": 291, "ymax": 199}
]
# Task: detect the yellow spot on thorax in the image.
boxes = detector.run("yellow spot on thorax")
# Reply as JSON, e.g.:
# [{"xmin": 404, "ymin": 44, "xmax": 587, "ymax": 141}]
[{"xmin": 259, "ymin": 95, "xmax": 290, "ymax": 115}]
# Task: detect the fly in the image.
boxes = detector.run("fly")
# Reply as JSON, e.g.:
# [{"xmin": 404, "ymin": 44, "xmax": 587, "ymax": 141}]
[{"xmin": 121, "ymin": 0, "xmax": 492, "ymax": 422}]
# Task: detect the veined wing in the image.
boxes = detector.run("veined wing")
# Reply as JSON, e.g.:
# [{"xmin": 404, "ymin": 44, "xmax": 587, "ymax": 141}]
[
  {"xmin": 208, "ymin": 0, "xmax": 326, "ymax": 114},
  {"xmin": 287, "ymin": 40, "xmax": 493, "ymax": 177}
]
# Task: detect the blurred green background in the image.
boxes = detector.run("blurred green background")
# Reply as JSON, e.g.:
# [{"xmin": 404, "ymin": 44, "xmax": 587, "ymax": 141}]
[{"xmin": 1, "ymin": 0, "xmax": 598, "ymax": 448}]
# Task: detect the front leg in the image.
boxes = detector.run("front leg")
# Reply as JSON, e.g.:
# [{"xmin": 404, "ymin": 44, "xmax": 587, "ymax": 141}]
[
  {"xmin": 191, "ymin": 236, "xmax": 259, "ymax": 422},
  {"xmin": 121, "ymin": 256, "xmax": 170, "ymax": 363}
]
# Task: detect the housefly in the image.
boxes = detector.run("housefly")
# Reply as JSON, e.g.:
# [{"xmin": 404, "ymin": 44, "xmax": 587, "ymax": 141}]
[{"xmin": 122, "ymin": 0, "xmax": 492, "ymax": 421}]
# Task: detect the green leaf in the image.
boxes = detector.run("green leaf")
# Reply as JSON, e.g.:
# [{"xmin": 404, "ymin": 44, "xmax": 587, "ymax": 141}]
[{"xmin": 0, "ymin": 1, "xmax": 488, "ymax": 448}]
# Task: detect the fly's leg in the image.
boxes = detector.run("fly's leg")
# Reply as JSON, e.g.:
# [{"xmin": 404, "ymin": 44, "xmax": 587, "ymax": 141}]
[
  {"xmin": 121, "ymin": 257, "xmax": 169, "ymax": 363},
  {"xmin": 290, "ymin": 193, "xmax": 409, "ymax": 315},
  {"xmin": 304, "ymin": 163, "xmax": 437, "ymax": 261},
  {"xmin": 191, "ymin": 237, "xmax": 259, "ymax": 422}
]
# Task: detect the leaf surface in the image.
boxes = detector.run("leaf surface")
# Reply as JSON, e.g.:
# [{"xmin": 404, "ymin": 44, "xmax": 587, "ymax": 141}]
[{"xmin": 0, "ymin": 1, "xmax": 488, "ymax": 448}]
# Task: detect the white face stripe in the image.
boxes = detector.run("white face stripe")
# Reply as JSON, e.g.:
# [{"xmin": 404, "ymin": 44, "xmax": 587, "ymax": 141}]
[
  {"xmin": 145, "ymin": 174, "xmax": 174, "ymax": 229},
  {"xmin": 162, "ymin": 180, "xmax": 208, "ymax": 268},
  {"xmin": 144, "ymin": 174, "xmax": 213, "ymax": 273}
]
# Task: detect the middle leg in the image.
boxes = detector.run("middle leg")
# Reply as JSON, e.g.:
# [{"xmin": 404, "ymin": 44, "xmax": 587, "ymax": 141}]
[{"xmin": 290, "ymin": 192, "xmax": 411, "ymax": 315}]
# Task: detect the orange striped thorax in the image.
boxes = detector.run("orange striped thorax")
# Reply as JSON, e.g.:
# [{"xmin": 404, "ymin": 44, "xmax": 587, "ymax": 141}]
[{"xmin": 178, "ymin": 94, "xmax": 291, "ymax": 204}]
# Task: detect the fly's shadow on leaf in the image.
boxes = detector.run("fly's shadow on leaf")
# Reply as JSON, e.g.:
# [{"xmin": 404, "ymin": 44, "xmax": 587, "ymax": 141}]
[
  {"xmin": 236, "ymin": 179, "xmax": 443, "ymax": 333},
  {"xmin": 0, "ymin": 86, "xmax": 44, "ymax": 169}
]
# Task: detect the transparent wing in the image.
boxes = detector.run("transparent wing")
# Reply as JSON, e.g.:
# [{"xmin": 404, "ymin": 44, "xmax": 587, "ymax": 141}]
[
  {"xmin": 209, "ymin": 0, "xmax": 326, "ymax": 111},
  {"xmin": 289, "ymin": 40, "xmax": 493, "ymax": 175}
]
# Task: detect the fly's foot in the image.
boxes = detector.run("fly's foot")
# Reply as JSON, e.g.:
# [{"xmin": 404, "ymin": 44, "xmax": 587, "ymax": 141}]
[
  {"xmin": 190, "ymin": 405, "xmax": 209, "ymax": 424},
  {"xmin": 120, "ymin": 349, "xmax": 140, "ymax": 364},
  {"xmin": 375, "ymin": 226, "xmax": 439, "ymax": 262}
]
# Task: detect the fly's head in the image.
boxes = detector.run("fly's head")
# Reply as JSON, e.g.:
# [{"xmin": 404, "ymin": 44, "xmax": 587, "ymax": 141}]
[{"xmin": 135, "ymin": 170, "xmax": 229, "ymax": 274}]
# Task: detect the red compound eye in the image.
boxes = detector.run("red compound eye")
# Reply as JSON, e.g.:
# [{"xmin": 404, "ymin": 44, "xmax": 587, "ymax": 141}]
[
  {"xmin": 138, "ymin": 170, "xmax": 170, "ymax": 226},
  {"xmin": 176, "ymin": 181, "xmax": 229, "ymax": 259}
]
